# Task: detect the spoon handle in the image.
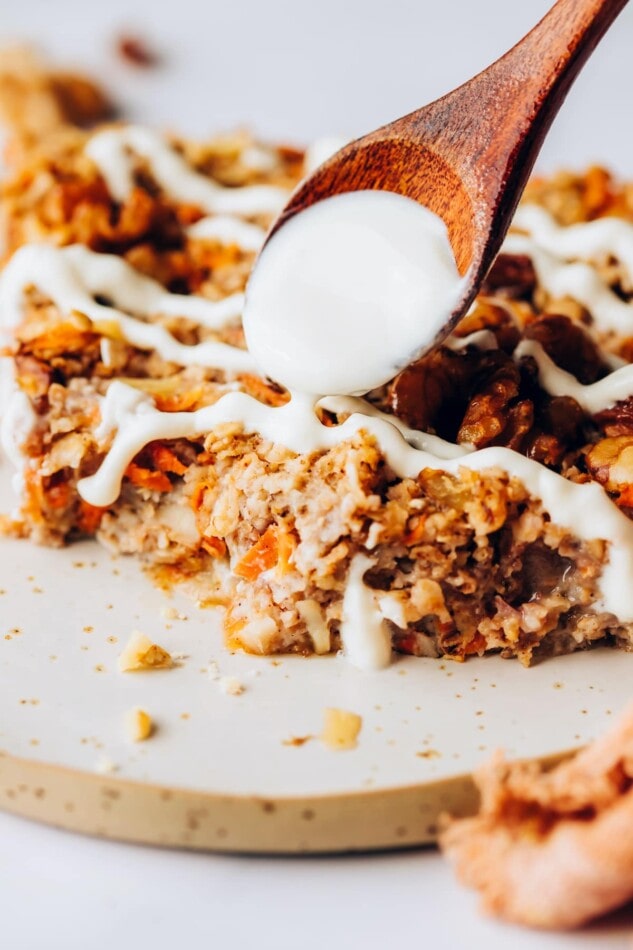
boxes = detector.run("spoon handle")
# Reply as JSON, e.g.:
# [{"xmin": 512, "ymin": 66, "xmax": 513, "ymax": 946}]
[{"xmin": 399, "ymin": 0, "xmax": 629, "ymax": 262}]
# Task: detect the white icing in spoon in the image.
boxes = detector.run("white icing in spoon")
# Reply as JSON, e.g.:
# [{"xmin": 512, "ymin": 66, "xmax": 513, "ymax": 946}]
[
  {"xmin": 243, "ymin": 191, "xmax": 465, "ymax": 396},
  {"xmin": 86, "ymin": 126, "xmax": 287, "ymax": 215}
]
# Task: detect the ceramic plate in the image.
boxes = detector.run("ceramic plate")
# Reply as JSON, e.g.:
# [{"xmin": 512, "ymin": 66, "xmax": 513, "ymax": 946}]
[{"xmin": 0, "ymin": 460, "xmax": 629, "ymax": 852}]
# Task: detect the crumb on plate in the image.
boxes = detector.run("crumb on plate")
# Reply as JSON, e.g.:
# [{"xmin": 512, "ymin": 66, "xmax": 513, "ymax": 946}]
[
  {"xmin": 218, "ymin": 675, "xmax": 244, "ymax": 695},
  {"xmin": 118, "ymin": 630, "xmax": 172, "ymax": 672},
  {"xmin": 125, "ymin": 706, "xmax": 153, "ymax": 742},
  {"xmin": 320, "ymin": 708, "xmax": 362, "ymax": 750}
]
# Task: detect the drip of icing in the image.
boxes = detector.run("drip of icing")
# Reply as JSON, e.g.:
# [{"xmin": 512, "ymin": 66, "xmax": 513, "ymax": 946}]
[
  {"xmin": 504, "ymin": 231, "xmax": 633, "ymax": 333},
  {"xmin": 320, "ymin": 395, "xmax": 468, "ymax": 459},
  {"xmin": 340, "ymin": 553, "xmax": 392, "ymax": 670},
  {"xmin": 85, "ymin": 126, "xmax": 287, "ymax": 215},
  {"xmin": 78, "ymin": 380, "xmax": 633, "ymax": 622},
  {"xmin": 0, "ymin": 387, "xmax": 36, "ymax": 477},
  {"xmin": 0, "ymin": 244, "xmax": 256, "ymax": 373},
  {"xmin": 239, "ymin": 145, "xmax": 278, "ymax": 173},
  {"xmin": 186, "ymin": 215, "xmax": 266, "ymax": 251},
  {"xmin": 243, "ymin": 191, "xmax": 465, "ymax": 395},
  {"xmin": 513, "ymin": 204, "xmax": 633, "ymax": 279},
  {"xmin": 516, "ymin": 339, "xmax": 633, "ymax": 414},
  {"xmin": 503, "ymin": 203, "xmax": 633, "ymax": 336},
  {"xmin": 444, "ymin": 329, "xmax": 499, "ymax": 352}
]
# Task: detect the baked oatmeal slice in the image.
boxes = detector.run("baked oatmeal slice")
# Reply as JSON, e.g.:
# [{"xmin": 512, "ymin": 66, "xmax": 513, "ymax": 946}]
[{"xmin": 3, "ymin": 60, "xmax": 633, "ymax": 665}]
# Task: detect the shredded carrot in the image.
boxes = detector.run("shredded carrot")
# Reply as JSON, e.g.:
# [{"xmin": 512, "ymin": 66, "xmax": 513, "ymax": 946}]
[
  {"xmin": 148, "ymin": 443, "xmax": 188, "ymax": 476},
  {"xmin": 403, "ymin": 516, "xmax": 427, "ymax": 546},
  {"xmin": 190, "ymin": 481, "xmax": 208, "ymax": 512},
  {"xmin": 47, "ymin": 480, "xmax": 71, "ymax": 510},
  {"xmin": 233, "ymin": 526, "xmax": 280, "ymax": 580},
  {"xmin": 396, "ymin": 633, "xmax": 418, "ymax": 655},
  {"xmin": 464, "ymin": 633, "xmax": 486, "ymax": 656},
  {"xmin": 233, "ymin": 525, "xmax": 297, "ymax": 580},
  {"xmin": 276, "ymin": 528, "xmax": 297, "ymax": 575},
  {"xmin": 154, "ymin": 387, "xmax": 203, "ymax": 413},
  {"xmin": 201, "ymin": 536, "xmax": 227, "ymax": 559},
  {"xmin": 76, "ymin": 501, "xmax": 106, "ymax": 534},
  {"xmin": 199, "ymin": 245, "xmax": 242, "ymax": 268},
  {"xmin": 237, "ymin": 373, "xmax": 289, "ymax": 407},
  {"xmin": 124, "ymin": 462, "xmax": 172, "ymax": 493},
  {"xmin": 618, "ymin": 485, "xmax": 633, "ymax": 508}
]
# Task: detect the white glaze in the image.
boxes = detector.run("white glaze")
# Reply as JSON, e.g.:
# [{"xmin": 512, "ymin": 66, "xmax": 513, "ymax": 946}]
[
  {"xmin": 243, "ymin": 191, "xmax": 464, "ymax": 395},
  {"xmin": 0, "ymin": 388, "xmax": 37, "ymax": 495},
  {"xmin": 503, "ymin": 203, "xmax": 633, "ymax": 334},
  {"xmin": 186, "ymin": 215, "xmax": 266, "ymax": 251},
  {"xmin": 0, "ymin": 244, "xmax": 256, "ymax": 373},
  {"xmin": 445, "ymin": 328, "xmax": 499, "ymax": 352},
  {"xmin": 516, "ymin": 339, "xmax": 633, "ymax": 414},
  {"xmin": 340, "ymin": 554, "xmax": 392, "ymax": 670},
  {"xmin": 513, "ymin": 204, "xmax": 633, "ymax": 279},
  {"xmin": 85, "ymin": 126, "xmax": 287, "ymax": 215},
  {"xmin": 77, "ymin": 378, "xmax": 633, "ymax": 622},
  {"xmin": 504, "ymin": 232, "xmax": 633, "ymax": 334},
  {"xmin": 7, "ymin": 177, "xmax": 633, "ymax": 667}
]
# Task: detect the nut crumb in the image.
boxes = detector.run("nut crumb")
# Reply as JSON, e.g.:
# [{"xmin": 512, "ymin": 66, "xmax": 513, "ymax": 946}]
[
  {"xmin": 282, "ymin": 735, "xmax": 313, "ymax": 747},
  {"xmin": 160, "ymin": 605, "xmax": 187, "ymax": 621},
  {"xmin": 416, "ymin": 749, "xmax": 441, "ymax": 759},
  {"xmin": 219, "ymin": 675, "xmax": 244, "ymax": 696},
  {"xmin": 125, "ymin": 706, "xmax": 153, "ymax": 742},
  {"xmin": 94, "ymin": 755, "xmax": 117, "ymax": 774},
  {"xmin": 320, "ymin": 708, "xmax": 362, "ymax": 750},
  {"xmin": 118, "ymin": 630, "xmax": 172, "ymax": 672}
]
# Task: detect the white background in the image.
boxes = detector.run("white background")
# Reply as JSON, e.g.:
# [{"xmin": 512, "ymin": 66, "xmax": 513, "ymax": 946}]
[{"xmin": 2, "ymin": 1, "xmax": 633, "ymax": 947}]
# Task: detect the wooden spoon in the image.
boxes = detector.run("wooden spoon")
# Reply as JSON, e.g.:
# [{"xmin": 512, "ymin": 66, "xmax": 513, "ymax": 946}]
[{"xmin": 268, "ymin": 0, "xmax": 628, "ymax": 350}]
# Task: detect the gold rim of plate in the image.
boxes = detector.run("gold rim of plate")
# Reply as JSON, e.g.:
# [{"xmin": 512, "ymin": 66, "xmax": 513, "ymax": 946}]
[{"xmin": 0, "ymin": 749, "xmax": 572, "ymax": 853}]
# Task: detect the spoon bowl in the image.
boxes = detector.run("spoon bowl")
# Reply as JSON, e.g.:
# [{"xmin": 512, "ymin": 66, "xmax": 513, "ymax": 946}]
[{"xmin": 267, "ymin": 0, "xmax": 628, "ymax": 354}]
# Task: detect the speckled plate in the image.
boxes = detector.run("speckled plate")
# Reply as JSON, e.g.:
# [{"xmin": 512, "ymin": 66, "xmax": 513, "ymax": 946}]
[{"xmin": 0, "ymin": 460, "xmax": 630, "ymax": 852}]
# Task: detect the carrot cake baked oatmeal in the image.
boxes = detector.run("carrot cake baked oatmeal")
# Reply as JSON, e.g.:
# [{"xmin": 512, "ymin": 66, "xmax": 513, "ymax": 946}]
[{"xmin": 4, "ymin": 55, "xmax": 633, "ymax": 669}]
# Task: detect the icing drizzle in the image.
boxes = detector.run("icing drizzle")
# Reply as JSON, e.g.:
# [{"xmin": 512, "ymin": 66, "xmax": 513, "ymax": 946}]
[
  {"xmin": 6, "ymin": 128, "xmax": 633, "ymax": 661},
  {"xmin": 86, "ymin": 126, "xmax": 287, "ymax": 215},
  {"xmin": 0, "ymin": 244, "xmax": 256, "ymax": 373}
]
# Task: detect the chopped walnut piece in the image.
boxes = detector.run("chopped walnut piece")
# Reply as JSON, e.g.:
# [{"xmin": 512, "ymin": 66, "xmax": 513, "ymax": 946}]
[
  {"xmin": 389, "ymin": 348, "xmax": 472, "ymax": 436},
  {"xmin": 586, "ymin": 436, "xmax": 633, "ymax": 506},
  {"xmin": 125, "ymin": 706, "xmax": 153, "ymax": 742},
  {"xmin": 524, "ymin": 396, "xmax": 585, "ymax": 468},
  {"xmin": 320, "ymin": 708, "xmax": 362, "ymax": 750},
  {"xmin": 480, "ymin": 253, "xmax": 537, "ymax": 299},
  {"xmin": 525, "ymin": 314, "xmax": 609, "ymax": 384},
  {"xmin": 454, "ymin": 300, "xmax": 521, "ymax": 353},
  {"xmin": 118, "ymin": 630, "xmax": 173, "ymax": 672},
  {"xmin": 457, "ymin": 354, "xmax": 530, "ymax": 449},
  {"xmin": 594, "ymin": 397, "xmax": 633, "ymax": 437}
]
